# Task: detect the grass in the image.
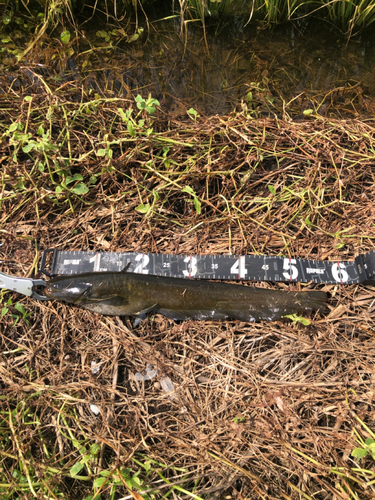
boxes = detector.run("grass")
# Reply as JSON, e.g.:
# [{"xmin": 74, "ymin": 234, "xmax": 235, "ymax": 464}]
[{"xmin": 0, "ymin": 71, "xmax": 375, "ymax": 498}]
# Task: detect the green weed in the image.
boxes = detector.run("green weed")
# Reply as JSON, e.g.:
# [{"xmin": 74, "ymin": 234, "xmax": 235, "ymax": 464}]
[
  {"xmin": 181, "ymin": 185, "xmax": 202, "ymax": 214},
  {"xmin": 187, "ymin": 107, "xmax": 200, "ymax": 123},
  {"xmin": 135, "ymin": 94, "xmax": 161, "ymax": 115},
  {"xmin": 1, "ymin": 297, "xmax": 33, "ymax": 326},
  {"xmin": 283, "ymin": 313, "xmax": 311, "ymax": 326},
  {"xmin": 330, "ymin": 395, "xmax": 375, "ymax": 498}
]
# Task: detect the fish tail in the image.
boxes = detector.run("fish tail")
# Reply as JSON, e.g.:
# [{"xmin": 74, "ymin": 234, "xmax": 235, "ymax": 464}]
[{"xmin": 296, "ymin": 290, "xmax": 327, "ymax": 312}]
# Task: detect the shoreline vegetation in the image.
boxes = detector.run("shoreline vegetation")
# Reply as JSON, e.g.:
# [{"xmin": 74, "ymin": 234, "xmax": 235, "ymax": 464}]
[
  {"xmin": 2, "ymin": 0, "xmax": 375, "ymax": 37},
  {"xmin": 0, "ymin": 1, "xmax": 375, "ymax": 500}
]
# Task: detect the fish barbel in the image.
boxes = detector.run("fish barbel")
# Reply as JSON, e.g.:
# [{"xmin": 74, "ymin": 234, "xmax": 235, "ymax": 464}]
[{"xmin": 44, "ymin": 271, "xmax": 326, "ymax": 322}]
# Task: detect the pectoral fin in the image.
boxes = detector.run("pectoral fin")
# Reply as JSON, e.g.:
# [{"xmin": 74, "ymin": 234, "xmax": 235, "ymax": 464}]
[{"xmin": 135, "ymin": 303, "xmax": 158, "ymax": 316}]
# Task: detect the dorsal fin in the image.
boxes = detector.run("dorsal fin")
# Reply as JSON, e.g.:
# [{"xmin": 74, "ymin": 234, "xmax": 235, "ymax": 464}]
[{"xmin": 121, "ymin": 262, "xmax": 132, "ymax": 273}]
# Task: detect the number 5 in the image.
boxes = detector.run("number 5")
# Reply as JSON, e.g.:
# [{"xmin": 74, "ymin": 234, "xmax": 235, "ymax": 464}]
[{"xmin": 283, "ymin": 258, "xmax": 298, "ymax": 281}]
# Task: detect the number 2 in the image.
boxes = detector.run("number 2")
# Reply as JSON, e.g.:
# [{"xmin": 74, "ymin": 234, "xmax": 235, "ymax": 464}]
[{"xmin": 134, "ymin": 254, "xmax": 149, "ymax": 274}]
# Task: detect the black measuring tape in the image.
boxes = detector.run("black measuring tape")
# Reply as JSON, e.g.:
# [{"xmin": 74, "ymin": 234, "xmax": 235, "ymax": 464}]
[{"xmin": 40, "ymin": 249, "xmax": 375, "ymax": 285}]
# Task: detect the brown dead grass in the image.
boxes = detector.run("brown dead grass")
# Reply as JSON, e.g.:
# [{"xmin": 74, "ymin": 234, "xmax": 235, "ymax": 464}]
[{"xmin": 0, "ymin": 84, "xmax": 375, "ymax": 499}]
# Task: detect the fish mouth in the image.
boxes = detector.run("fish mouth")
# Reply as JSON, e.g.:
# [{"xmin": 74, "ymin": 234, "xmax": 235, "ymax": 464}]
[
  {"xmin": 44, "ymin": 284, "xmax": 73, "ymax": 299},
  {"xmin": 44, "ymin": 285, "xmax": 62, "ymax": 299}
]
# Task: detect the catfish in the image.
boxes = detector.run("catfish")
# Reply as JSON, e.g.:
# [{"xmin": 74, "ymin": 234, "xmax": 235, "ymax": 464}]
[{"xmin": 44, "ymin": 271, "xmax": 326, "ymax": 322}]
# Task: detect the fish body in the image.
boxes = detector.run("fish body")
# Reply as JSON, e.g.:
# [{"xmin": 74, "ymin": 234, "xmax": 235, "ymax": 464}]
[{"xmin": 44, "ymin": 271, "xmax": 326, "ymax": 322}]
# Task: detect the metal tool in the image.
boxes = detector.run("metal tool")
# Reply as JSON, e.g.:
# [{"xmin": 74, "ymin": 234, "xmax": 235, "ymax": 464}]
[{"xmin": 0, "ymin": 272, "xmax": 49, "ymax": 301}]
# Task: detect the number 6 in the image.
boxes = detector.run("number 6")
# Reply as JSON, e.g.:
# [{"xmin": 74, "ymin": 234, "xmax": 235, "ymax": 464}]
[{"xmin": 332, "ymin": 262, "xmax": 348, "ymax": 283}]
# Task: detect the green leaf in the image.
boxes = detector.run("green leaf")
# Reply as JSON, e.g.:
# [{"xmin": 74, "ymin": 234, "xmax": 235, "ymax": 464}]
[
  {"xmin": 97, "ymin": 149, "xmax": 107, "ymax": 157},
  {"xmin": 72, "ymin": 439, "xmax": 82, "ymax": 450},
  {"xmin": 22, "ymin": 143, "xmax": 34, "ymax": 153},
  {"xmin": 70, "ymin": 461, "xmax": 85, "ymax": 477},
  {"xmin": 99, "ymin": 470, "xmax": 111, "ymax": 477},
  {"xmin": 66, "ymin": 174, "xmax": 83, "ymax": 185},
  {"xmin": 284, "ymin": 314, "xmax": 311, "ymax": 326},
  {"xmin": 72, "ymin": 182, "xmax": 89, "ymax": 195},
  {"xmin": 14, "ymin": 302, "xmax": 26, "ymax": 315},
  {"xmin": 117, "ymin": 108, "xmax": 128, "ymax": 121},
  {"xmin": 181, "ymin": 186, "xmax": 194, "ymax": 195},
  {"xmin": 9, "ymin": 122, "xmax": 18, "ymax": 132},
  {"xmin": 119, "ymin": 468, "xmax": 132, "ymax": 477},
  {"xmin": 303, "ymin": 109, "xmax": 314, "ymax": 117},
  {"xmin": 135, "ymin": 203, "xmax": 150, "ymax": 214},
  {"xmin": 351, "ymin": 447, "xmax": 368, "ymax": 458},
  {"xmin": 93, "ymin": 477, "xmax": 108, "ymax": 488},
  {"xmin": 127, "ymin": 122, "xmax": 135, "ymax": 136},
  {"xmin": 81, "ymin": 454, "xmax": 91, "ymax": 465},
  {"xmin": 3, "ymin": 14, "xmax": 12, "ymax": 25},
  {"xmin": 90, "ymin": 443, "xmax": 101, "ymax": 455},
  {"xmin": 193, "ymin": 196, "xmax": 201, "ymax": 214},
  {"xmin": 187, "ymin": 108, "xmax": 199, "ymax": 121},
  {"xmin": 246, "ymin": 91, "xmax": 253, "ymax": 103},
  {"xmin": 60, "ymin": 30, "xmax": 71, "ymax": 45},
  {"xmin": 299, "ymin": 317, "xmax": 311, "ymax": 326},
  {"xmin": 96, "ymin": 30, "xmax": 108, "ymax": 39},
  {"xmin": 1, "ymin": 307, "xmax": 8, "ymax": 318},
  {"xmin": 365, "ymin": 438, "xmax": 375, "ymax": 446},
  {"xmin": 268, "ymin": 185, "xmax": 276, "ymax": 195},
  {"xmin": 127, "ymin": 475, "xmax": 142, "ymax": 488},
  {"xmin": 128, "ymin": 33, "xmax": 140, "ymax": 43}
]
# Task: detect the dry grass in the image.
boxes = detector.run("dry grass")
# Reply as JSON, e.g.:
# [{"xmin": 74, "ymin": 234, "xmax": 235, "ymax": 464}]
[{"xmin": 0, "ymin": 82, "xmax": 375, "ymax": 499}]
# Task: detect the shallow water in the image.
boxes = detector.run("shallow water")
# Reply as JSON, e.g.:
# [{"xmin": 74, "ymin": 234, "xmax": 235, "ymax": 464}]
[{"xmin": 6, "ymin": 13, "xmax": 375, "ymax": 117}]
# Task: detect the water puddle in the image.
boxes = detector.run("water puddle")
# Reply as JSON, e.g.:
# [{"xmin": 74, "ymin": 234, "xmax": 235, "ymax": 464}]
[{"xmin": 4, "ymin": 13, "xmax": 375, "ymax": 117}]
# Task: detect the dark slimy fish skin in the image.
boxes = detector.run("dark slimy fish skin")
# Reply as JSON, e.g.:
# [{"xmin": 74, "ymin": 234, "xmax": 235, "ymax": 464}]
[{"xmin": 44, "ymin": 272, "xmax": 326, "ymax": 322}]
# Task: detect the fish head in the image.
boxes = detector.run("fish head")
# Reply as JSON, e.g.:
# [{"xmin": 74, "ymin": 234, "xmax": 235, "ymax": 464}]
[{"xmin": 45, "ymin": 276, "xmax": 91, "ymax": 304}]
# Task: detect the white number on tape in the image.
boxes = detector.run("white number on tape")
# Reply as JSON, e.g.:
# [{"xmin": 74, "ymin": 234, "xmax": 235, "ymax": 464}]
[
  {"xmin": 283, "ymin": 258, "xmax": 298, "ymax": 280},
  {"xmin": 134, "ymin": 254, "xmax": 149, "ymax": 274},
  {"xmin": 332, "ymin": 262, "xmax": 349, "ymax": 283}
]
